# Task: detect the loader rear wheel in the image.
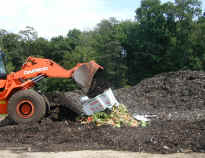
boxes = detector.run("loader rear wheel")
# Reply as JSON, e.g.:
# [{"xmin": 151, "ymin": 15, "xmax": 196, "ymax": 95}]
[{"xmin": 8, "ymin": 89, "xmax": 46, "ymax": 124}]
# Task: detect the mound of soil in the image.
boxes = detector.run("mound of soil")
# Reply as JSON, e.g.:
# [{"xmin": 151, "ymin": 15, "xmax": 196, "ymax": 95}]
[{"xmin": 114, "ymin": 70, "xmax": 205, "ymax": 114}]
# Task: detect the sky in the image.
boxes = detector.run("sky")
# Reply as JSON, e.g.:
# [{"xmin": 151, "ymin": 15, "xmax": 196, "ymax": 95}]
[{"xmin": 1, "ymin": 0, "xmax": 205, "ymax": 39}]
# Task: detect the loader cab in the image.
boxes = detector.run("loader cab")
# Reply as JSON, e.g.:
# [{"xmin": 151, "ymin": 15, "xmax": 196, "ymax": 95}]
[{"xmin": 0, "ymin": 51, "xmax": 7, "ymax": 79}]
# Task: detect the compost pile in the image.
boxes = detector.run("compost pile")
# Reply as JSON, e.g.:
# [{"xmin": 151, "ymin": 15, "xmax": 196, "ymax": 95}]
[
  {"xmin": 1, "ymin": 70, "xmax": 205, "ymax": 153},
  {"xmin": 114, "ymin": 70, "xmax": 205, "ymax": 116}
]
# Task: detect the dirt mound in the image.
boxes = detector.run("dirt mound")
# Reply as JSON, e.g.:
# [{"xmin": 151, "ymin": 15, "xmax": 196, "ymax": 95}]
[{"xmin": 114, "ymin": 70, "xmax": 205, "ymax": 114}]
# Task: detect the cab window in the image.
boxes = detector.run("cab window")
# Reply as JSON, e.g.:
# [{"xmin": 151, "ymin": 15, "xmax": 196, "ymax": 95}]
[{"xmin": 0, "ymin": 54, "xmax": 6, "ymax": 78}]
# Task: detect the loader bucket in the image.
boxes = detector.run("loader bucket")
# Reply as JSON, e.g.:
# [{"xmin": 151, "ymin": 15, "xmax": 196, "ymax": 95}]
[{"xmin": 73, "ymin": 61, "xmax": 103, "ymax": 94}]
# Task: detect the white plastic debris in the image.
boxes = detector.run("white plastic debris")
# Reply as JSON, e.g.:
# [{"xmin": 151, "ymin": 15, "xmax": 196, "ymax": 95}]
[
  {"xmin": 83, "ymin": 88, "xmax": 119, "ymax": 115},
  {"xmin": 80, "ymin": 96, "xmax": 89, "ymax": 103},
  {"xmin": 133, "ymin": 114, "xmax": 151, "ymax": 122},
  {"xmin": 133, "ymin": 113, "xmax": 157, "ymax": 121}
]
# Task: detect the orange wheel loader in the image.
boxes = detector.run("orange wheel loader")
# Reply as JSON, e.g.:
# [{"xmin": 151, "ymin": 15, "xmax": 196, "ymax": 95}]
[{"xmin": 0, "ymin": 50, "xmax": 103, "ymax": 124}]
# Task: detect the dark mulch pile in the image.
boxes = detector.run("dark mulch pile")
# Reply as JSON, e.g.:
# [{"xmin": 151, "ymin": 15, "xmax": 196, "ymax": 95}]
[
  {"xmin": 1, "ymin": 70, "xmax": 205, "ymax": 153},
  {"xmin": 114, "ymin": 70, "xmax": 205, "ymax": 114}
]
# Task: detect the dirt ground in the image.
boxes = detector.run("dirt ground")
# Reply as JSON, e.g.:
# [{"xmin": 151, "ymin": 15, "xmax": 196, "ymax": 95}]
[
  {"xmin": 1, "ymin": 70, "xmax": 205, "ymax": 155},
  {"xmin": 1, "ymin": 150, "xmax": 205, "ymax": 158},
  {"xmin": 0, "ymin": 117, "xmax": 205, "ymax": 153}
]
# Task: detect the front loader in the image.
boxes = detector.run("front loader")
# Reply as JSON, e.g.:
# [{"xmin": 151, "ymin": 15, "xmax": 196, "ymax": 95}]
[{"xmin": 0, "ymin": 50, "xmax": 103, "ymax": 124}]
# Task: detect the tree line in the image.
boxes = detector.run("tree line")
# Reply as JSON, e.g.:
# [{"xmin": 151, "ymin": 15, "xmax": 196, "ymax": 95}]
[{"xmin": 0, "ymin": 0, "xmax": 205, "ymax": 92}]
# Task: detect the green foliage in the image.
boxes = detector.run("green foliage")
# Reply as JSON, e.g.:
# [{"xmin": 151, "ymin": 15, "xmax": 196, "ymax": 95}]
[
  {"xmin": 92, "ymin": 18, "xmax": 128, "ymax": 88},
  {"xmin": 123, "ymin": 0, "xmax": 204, "ymax": 85},
  {"xmin": 35, "ymin": 78, "xmax": 78, "ymax": 93}
]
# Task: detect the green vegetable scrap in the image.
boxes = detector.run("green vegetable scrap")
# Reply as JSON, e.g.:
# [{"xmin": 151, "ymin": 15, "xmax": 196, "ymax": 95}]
[{"xmin": 78, "ymin": 104, "xmax": 139, "ymax": 128}]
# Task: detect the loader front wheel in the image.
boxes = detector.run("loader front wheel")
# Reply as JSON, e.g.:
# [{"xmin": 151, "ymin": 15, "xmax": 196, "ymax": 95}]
[{"xmin": 8, "ymin": 89, "xmax": 46, "ymax": 124}]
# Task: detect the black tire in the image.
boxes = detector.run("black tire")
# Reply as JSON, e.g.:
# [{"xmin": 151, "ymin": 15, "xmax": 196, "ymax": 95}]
[{"xmin": 8, "ymin": 89, "xmax": 46, "ymax": 124}]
